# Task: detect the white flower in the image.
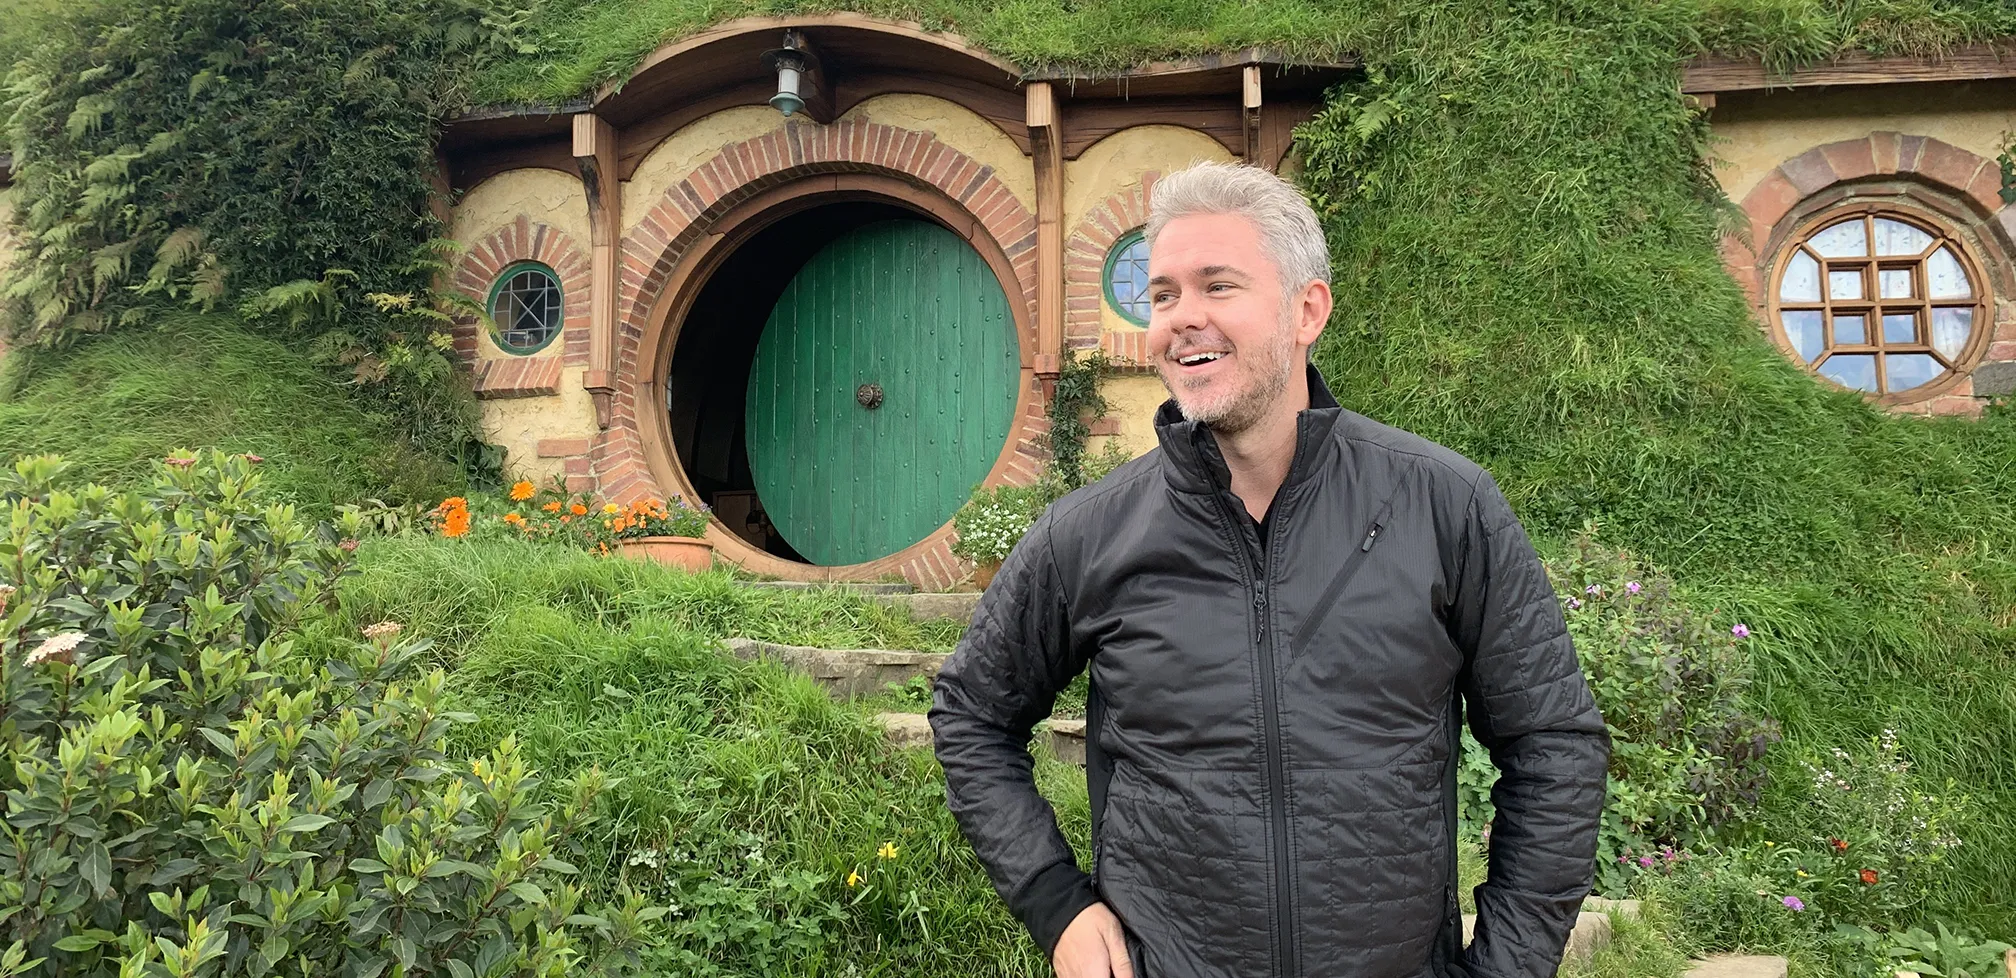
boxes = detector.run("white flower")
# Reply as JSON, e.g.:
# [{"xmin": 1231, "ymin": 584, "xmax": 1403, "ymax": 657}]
[
  {"xmin": 24, "ymin": 632, "xmax": 87, "ymax": 667},
  {"xmin": 361, "ymin": 621, "xmax": 404, "ymax": 644}
]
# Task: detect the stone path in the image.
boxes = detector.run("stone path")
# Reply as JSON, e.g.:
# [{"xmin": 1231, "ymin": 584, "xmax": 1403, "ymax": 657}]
[
  {"xmin": 722, "ymin": 637, "xmax": 946, "ymax": 699},
  {"xmin": 1684, "ymin": 955, "xmax": 1788, "ymax": 978}
]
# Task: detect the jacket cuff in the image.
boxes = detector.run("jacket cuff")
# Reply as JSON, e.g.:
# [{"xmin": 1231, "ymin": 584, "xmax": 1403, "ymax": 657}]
[{"xmin": 1011, "ymin": 861, "xmax": 1101, "ymax": 956}]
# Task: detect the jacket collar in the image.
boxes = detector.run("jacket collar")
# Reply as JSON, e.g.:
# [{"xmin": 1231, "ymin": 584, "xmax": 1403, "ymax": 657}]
[{"xmin": 1153, "ymin": 362, "xmax": 1344, "ymax": 495}]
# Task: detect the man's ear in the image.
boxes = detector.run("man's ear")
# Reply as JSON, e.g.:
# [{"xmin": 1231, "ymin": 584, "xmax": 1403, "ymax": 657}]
[{"xmin": 1294, "ymin": 280, "xmax": 1332, "ymax": 349}]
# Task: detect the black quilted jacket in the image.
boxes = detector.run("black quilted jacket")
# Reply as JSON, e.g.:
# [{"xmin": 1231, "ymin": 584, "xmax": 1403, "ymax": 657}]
[{"xmin": 930, "ymin": 366, "xmax": 1610, "ymax": 978}]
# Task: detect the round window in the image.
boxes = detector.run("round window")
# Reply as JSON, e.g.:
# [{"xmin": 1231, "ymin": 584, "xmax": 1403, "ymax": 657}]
[
  {"xmin": 1770, "ymin": 209, "xmax": 1988, "ymax": 400},
  {"xmin": 1104, "ymin": 229, "xmax": 1151, "ymax": 325},
  {"xmin": 487, "ymin": 262, "xmax": 564, "ymax": 355}
]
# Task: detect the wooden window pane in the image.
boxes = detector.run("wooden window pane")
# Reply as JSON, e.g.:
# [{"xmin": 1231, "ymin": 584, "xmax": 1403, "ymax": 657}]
[
  {"xmin": 1809, "ymin": 220, "xmax": 1868, "ymax": 257},
  {"xmin": 1932, "ymin": 307, "xmax": 1974, "ymax": 359},
  {"xmin": 1833, "ymin": 315, "xmax": 1866, "ymax": 345},
  {"xmin": 1926, "ymin": 247, "xmax": 1971, "ymax": 298},
  {"xmin": 1782, "ymin": 310, "xmax": 1824, "ymax": 362},
  {"xmin": 1781, "ymin": 251, "xmax": 1821, "ymax": 301},
  {"xmin": 1878, "ymin": 268, "xmax": 1913, "ymax": 298},
  {"xmin": 1881, "ymin": 313, "xmax": 1917, "ymax": 345},
  {"xmin": 1885, "ymin": 353, "xmax": 1943, "ymax": 392},
  {"xmin": 1872, "ymin": 218, "xmax": 1933, "ymax": 256},
  {"xmin": 1828, "ymin": 269, "xmax": 1864, "ymax": 300},
  {"xmin": 1820, "ymin": 354, "xmax": 1878, "ymax": 392}
]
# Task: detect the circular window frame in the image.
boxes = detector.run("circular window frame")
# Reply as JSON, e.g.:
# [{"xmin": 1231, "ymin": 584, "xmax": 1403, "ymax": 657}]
[
  {"xmin": 1102, "ymin": 228, "xmax": 1152, "ymax": 326},
  {"xmin": 485, "ymin": 260, "xmax": 566, "ymax": 356},
  {"xmin": 1766, "ymin": 201, "xmax": 1994, "ymax": 405}
]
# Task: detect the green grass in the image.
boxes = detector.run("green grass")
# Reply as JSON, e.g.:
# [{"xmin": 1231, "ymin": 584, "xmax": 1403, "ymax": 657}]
[
  {"xmin": 321, "ymin": 535, "xmax": 1061, "ymax": 975},
  {"xmin": 0, "ymin": 312, "xmax": 464, "ymax": 513}
]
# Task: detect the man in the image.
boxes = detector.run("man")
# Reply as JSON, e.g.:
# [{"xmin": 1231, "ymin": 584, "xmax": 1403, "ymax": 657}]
[{"xmin": 929, "ymin": 161, "xmax": 1609, "ymax": 978}]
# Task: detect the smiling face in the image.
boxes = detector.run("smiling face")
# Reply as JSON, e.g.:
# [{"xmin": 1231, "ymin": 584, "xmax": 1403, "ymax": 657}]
[{"xmin": 1147, "ymin": 213, "xmax": 1329, "ymax": 434}]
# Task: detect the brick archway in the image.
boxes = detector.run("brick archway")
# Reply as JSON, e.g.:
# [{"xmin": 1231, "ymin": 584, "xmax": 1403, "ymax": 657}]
[
  {"xmin": 593, "ymin": 119, "xmax": 1045, "ymax": 588},
  {"xmin": 449, "ymin": 216, "xmax": 591, "ymax": 398},
  {"xmin": 1726, "ymin": 132, "xmax": 2016, "ymax": 415},
  {"xmin": 1067, "ymin": 176, "xmax": 1163, "ymax": 373}
]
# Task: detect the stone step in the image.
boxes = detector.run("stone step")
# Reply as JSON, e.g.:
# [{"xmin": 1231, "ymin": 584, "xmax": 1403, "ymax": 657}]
[
  {"xmin": 871, "ymin": 711, "xmax": 1088, "ymax": 765},
  {"xmin": 1460, "ymin": 911, "xmax": 1611, "ymax": 966},
  {"xmin": 1684, "ymin": 955, "xmax": 1788, "ymax": 978},
  {"xmin": 1582, "ymin": 897, "xmax": 1641, "ymax": 918},
  {"xmin": 869, "ymin": 590, "xmax": 983, "ymax": 623},
  {"xmin": 724, "ymin": 637, "xmax": 946, "ymax": 698},
  {"xmin": 742, "ymin": 580, "xmax": 916, "ymax": 595}
]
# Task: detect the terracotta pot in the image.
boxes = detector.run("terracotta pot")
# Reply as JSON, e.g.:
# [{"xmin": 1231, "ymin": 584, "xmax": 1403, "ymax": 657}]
[
  {"xmin": 972, "ymin": 559, "xmax": 1003, "ymax": 590},
  {"xmin": 617, "ymin": 536, "xmax": 714, "ymax": 573}
]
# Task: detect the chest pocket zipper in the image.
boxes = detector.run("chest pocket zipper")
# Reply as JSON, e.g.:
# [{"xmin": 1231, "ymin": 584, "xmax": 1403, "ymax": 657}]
[{"xmin": 1288, "ymin": 476, "xmax": 1409, "ymax": 658}]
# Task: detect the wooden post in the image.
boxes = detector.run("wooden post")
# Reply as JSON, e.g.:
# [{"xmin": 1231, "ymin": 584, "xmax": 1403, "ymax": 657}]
[
  {"xmin": 1241, "ymin": 65, "xmax": 1263, "ymax": 166},
  {"xmin": 572, "ymin": 113, "xmax": 620, "ymax": 428},
  {"xmin": 1027, "ymin": 81, "xmax": 1065, "ymax": 378}
]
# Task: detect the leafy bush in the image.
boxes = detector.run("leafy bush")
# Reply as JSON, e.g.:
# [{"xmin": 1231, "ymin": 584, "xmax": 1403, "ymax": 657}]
[
  {"xmin": 1458, "ymin": 534, "xmax": 1778, "ymax": 893},
  {"xmin": 948, "ymin": 483, "xmax": 1047, "ymax": 565},
  {"xmin": 0, "ymin": 0, "xmax": 507, "ymax": 467},
  {"xmin": 0, "ymin": 451, "xmax": 659, "ymax": 976}
]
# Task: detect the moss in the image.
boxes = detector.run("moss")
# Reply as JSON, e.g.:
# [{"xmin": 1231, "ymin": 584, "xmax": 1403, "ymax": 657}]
[{"xmin": 0, "ymin": 312, "xmax": 464, "ymax": 512}]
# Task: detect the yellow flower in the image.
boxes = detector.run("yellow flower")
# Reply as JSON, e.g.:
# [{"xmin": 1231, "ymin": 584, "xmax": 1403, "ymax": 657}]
[
  {"xmin": 510, "ymin": 481, "xmax": 535, "ymax": 501},
  {"xmin": 603, "ymin": 503, "xmax": 621, "ymax": 514},
  {"xmin": 876, "ymin": 842, "xmax": 898, "ymax": 861},
  {"xmin": 846, "ymin": 869, "xmax": 862, "ymax": 888}
]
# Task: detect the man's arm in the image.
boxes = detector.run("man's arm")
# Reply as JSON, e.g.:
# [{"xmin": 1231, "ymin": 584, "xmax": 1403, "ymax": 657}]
[
  {"xmin": 1448, "ymin": 474, "xmax": 1611, "ymax": 978},
  {"xmin": 930, "ymin": 512, "xmax": 1101, "ymax": 956}
]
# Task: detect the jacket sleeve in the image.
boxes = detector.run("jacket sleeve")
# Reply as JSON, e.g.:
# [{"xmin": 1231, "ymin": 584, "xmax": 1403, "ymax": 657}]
[
  {"xmin": 929, "ymin": 511, "xmax": 1100, "ymax": 955},
  {"xmin": 1448, "ymin": 473, "xmax": 1610, "ymax": 978}
]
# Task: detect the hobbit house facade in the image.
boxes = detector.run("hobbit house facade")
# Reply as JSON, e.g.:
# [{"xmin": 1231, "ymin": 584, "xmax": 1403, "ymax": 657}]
[{"xmin": 416, "ymin": 18, "xmax": 2016, "ymax": 587}]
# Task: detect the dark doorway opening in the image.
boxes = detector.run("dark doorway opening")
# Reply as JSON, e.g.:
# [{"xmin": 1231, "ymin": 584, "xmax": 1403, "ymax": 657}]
[{"xmin": 665, "ymin": 199, "xmax": 919, "ymax": 561}]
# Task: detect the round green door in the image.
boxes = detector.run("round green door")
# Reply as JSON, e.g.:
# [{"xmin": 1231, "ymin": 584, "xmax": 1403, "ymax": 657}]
[{"xmin": 745, "ymin": 219, "xmax": 1020, "ymax": 565}]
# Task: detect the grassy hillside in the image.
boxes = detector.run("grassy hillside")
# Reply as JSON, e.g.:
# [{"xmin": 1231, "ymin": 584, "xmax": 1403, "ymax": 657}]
[{"xmin": 0, "ymin": 313, "xmax": 464, "ymax": 511}]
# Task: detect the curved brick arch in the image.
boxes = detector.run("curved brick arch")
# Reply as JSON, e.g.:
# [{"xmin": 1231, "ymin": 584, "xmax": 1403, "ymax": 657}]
[
  {"xmin": 1066, "ymin": 175, "xmax": 1162, "ymax": 374},
  {"xmin": 592, "ymin": 119, "xmax": 1045, "ymax": 589},
  {"xmin": 449, "ymin": 216, "xmax": 591, "ymax": 396},
  {"xmin": 1725, "ymin": 133, "xmax": 2016, "ymax": 416}
]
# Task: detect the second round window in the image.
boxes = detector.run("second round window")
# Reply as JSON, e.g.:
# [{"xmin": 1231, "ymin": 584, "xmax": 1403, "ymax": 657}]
[
  {"xmin": 488, "ymin": 262, "xmax": 564, "ymax": 355},
  {"xmin": 1770, "ymin": 208, "xmax": 1987, "ymax": 400},
  {"xmin": 1104, "ymin": 229, "xmax": 1151, "ymax": 325}
]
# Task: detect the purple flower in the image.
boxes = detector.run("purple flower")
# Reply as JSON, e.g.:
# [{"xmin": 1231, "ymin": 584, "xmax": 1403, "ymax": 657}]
[
  {"xmin": 1567, "ymin": 598, "xmax": 1583, "ymax": 610},
  {"xmin": 1781, "ymin": 896, "xmax": 1804, "ymax": 911},
  {"xmin": 1638, "ymin": 856, "xmax": 1654, "ymax": 867},
  {"xmin": 1626, "ymin": 581, "xmax": 1641, "ymax": 594},
  {"xmin": 1732, "ymin": 623, "xmax": 1751, "ymax": 639},
  {"xmin": 1585, "ymin": 585, "xmax": 1601, "ymax": 595}
]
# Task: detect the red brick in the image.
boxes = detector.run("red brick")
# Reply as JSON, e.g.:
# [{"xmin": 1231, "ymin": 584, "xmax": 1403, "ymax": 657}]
[
  {"xmin": 1926, "ymin": 394, "xmax": 1983, "ymax": 417},
  {"xmin": 1964, "ymin": 164, "xmax": 2006, "ymax": 216},
  {"xmin": 1898, "ymin": 134, "xmax": 1927, "ymax": 172},
  {"xmin": 1820, "ymin": 137, "xmax": 1877, "ymax": 182},
  {"xmin": 1987, "ymin": 340, "xmax": 2016, "ymax": 360},
  {"xmin": 1869, "ymin": 131, "xmax": 1902, "ymax": 174},
  {"xmin": 1742, "ymin": 172, "xmax": 1803, "ymax": 238},
  {"xmin": 1911, "ymin": 138, "xmax": 1984, "ymax": 195},
  {"xmin": 1779, "ymin": 148, "xmax": 1839, "ymax": 196},
  {"xmin": 538, "ymin": 437, "xmax": 593, "ymax": 457}
]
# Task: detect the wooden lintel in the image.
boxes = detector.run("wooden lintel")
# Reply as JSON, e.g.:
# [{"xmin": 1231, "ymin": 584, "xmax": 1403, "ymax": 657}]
[
  {"xmin": 1683, "ymin": 43, "xmax": 2016, "ymax": 94},
  {"xmin": 572, "ymin": 112, "xmax": 620, "ymax": 428},
  {"xmin": 1026, "ymin": 81, "xmax": 1066, "ymax": 378}
]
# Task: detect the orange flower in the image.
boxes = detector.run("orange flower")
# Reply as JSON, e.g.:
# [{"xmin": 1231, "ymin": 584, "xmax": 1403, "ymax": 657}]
[
  {"xmin": 1829, "ymin": 838, "xmax": 1848, "ymax": 853},
  {"xmin": 438, "ymin": 497, "xmax": 468, "ymax": 512},
  {"xmin": 503, "ymin": 512, "xmax": 524, "ymax": 525},
  {"xmin": 543, "ymin": 501, "xmax": 562, "ymax": 513},
  {"xmin": 560, "ymin": 515, "xmax": 572, "ymax": 524},
  {"xmin": 570, "ymin": 503, "xmax": 588, "ymax": 516},
  {"xmin": 442, "ymin": 510, "xmax": 471, "ymax": 538},
  {"xmin": 510, "ymin": 481, "xmax": 535, "ymax": 501},
  {"xmin": 1859, "ymin": 869, "xmax": 1878, "ymax": 885}
]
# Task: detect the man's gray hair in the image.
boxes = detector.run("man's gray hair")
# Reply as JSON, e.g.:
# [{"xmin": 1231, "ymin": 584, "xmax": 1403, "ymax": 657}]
[{"xmin": 1145, "ymin": 161, "xmax": 1331, "ymax": 290}]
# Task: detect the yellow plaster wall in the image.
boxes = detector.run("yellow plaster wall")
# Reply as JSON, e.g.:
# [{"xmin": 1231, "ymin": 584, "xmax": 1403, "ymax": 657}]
[
  {"xmin": 450, "ymin": 169, "xmax": 593, "ymax": 365},
  {"xmin": 1710, "ymin": 80, "xmax": 2016, "ymax": 202},
  {"xmin": 841, "ymin": 94, "xmax": 1037, "ymax": 211},
  {"xmin": 1067, "ymin": 126, "xmax": 1235, "ymax": 336},
  {"xmin": 1088, "ymin": 373, "xmax": 1172, "ymax": 461},
  {"xmin": 448, "ymin": 171, "xmax": 601, "ymax": 454},
  {"xmin": 481, "ymin": 365, "xmax": 599, "ymax": 484},
  {"xmin": 622, "ymin": 106, "xmax": 786, "ymax": 235}
]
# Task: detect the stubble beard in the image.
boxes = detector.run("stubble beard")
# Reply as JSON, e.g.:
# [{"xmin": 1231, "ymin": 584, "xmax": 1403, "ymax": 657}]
[{"xmin": 1160, "ymin": 314, "xmax": 1300, "ymax": 436}]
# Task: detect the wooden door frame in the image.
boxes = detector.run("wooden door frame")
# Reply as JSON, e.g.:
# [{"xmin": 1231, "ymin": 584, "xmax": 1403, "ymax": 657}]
[{"xmin": 632, "ymin": 172, "xmax": 1039, "ymax": 581}]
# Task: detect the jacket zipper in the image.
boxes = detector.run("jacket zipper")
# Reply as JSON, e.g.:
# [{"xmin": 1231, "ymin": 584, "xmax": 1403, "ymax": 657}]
[{"xmin": 1215, "ymin": 491, "xmax": 1298, "ymax": 978}]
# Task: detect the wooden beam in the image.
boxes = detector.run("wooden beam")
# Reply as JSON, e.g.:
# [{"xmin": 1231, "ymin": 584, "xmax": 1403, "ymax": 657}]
[
  {"xmin": 572, "ymin": 112, "xmax": 620, "ymax": 429},
  {"xmin": 1026, "ymin": 81, "xmax": 1065, "ymax": 378},
  {"xmin": 1684, "ymin": 43, "xmax": 2016, "ymax": 94},
  {"xmin": 1241, "ymin": 65, "xmax": 1263, "ymax": 166}
]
